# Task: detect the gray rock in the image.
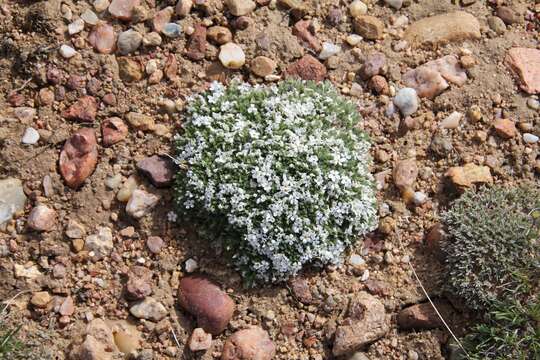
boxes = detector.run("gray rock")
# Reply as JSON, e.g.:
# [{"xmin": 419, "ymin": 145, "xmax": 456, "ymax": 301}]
[
  {"xmin": 393, "ymin": 88, "xmax": 419, "ymax": 116},
  {"xmin": 0, "ymin": 178, "xmax": 26, "ymax": 227},
  {"xmin": 85, "ymin": 227, "xmax": 114, "ymax": 260},
  {"xmin": 130, "ymin": 297, "xmax": 167, "ymax": 321},
  {"xmin": 162, "ymin": 23, "xmax": 182, "ymax": 38},
  {"xmin": 117, "ymin": 29, "xmax": 143, "ymax": 55},
  {"xmin": 384, "ymin": 0, "xmax": 402, "ymax": 9}
]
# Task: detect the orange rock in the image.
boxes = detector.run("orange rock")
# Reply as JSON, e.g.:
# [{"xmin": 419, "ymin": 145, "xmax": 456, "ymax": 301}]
[
  {"xmin": 505, "ymin": 48, "xmax": 540, "ymax": 94},
  {"xmin": 445, "ymin": 163, "xmax": 493, "ymax": 188},
  {"xmin": 221, "ymin": 327, "xmax": 275, "ymax": 360},
  {"xmin": 59, "ymin": 128, "xmax": 98, "ymax": 189},
  {"xmin": 284, "ymin": 55, "xmax": 326, "ymax": 82},
  {"xmin": 493, "ymin": 118, "xmax": 516, "ymax": 139}
]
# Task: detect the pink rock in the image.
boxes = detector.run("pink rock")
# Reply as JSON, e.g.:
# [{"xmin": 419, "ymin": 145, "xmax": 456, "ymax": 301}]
[
  {"xmin": 178, "ymin": 275, "xmax": 235, "ymax": 335},
  {"xmin": 423, "ymin": 55, "xmax": 467, "ymax": 85},
  {"xmin": 59, "ymin": 296, "xmax": 75, "ymax": 316},
  {"xmin": 146, "ymin": 236, "xmax": 165, "ymax": 254},
  {"xmin": 221, "ymin": 326, "xmax": 275, "ymax": 360},
  {"xmin": 109, "ymin": 0, "xmax": 141, "ymax": 21},
  {"xmin": 403, "ymin": 67, "xmax": 449, "ymax": 99},
  {"xmin": 186, "ymin": 24, "xmax": 207, "ymax": 61},
  {"xmin": 62, "ymin": 96, "xmax": 97, "ymax": 123},
  {"xmin": 101, "ymin": 117, "xmax": 128, "ymax": 146},
  {"xmin": 126, "ymin": 266, "xmax": 153, "ymax": 300},
  {"xmin": 292, "ymin": 20, "xmax": 321, "ymax": 52},
  {"xmin": 136, "ymin": 155, "xmax": 175, "ymax": 188},
  {"xmin": 88, "ymin": 23, "xmax": 116, "ymax": 54},
  {"xmin": 153, "ymin": 7, "xmax": 173, "ymax": 32},
  {"xmin": 359, "ymin": 52, "xmax": 386, "ymax": 80},
  {"xmin": 59, "ymin": 128, "xmax": 98, "ymax": 189},
  {"xmin": 27, "ymin": 205, "xmax": 56, "ymax": 232},
  {"xmin": 189, "ymin": 328, "xmax": 212, "ymax": 352},
  {"xmin": 505, "ymin": 48, "xmax": 540, "ymax": 94}
]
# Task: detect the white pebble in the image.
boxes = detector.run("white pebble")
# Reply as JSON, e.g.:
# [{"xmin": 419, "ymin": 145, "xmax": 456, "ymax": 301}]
[
  {"xmin": 68, "ymin": 19, "xmax": 85, "ymax": 35},
  {"xmin": 319, "ymin": 42, "xmax": 341, "ymax": 60},
  {"xmin": 413, "ymin": 191, "xmax": 428, "ymax": 205},
  {"xmin": 349, "ymin": 254, "xmax": 365, "ymax": 267},
  {"xmin": 93, "ymin": 0, "xmax": 110, "ymax": 12},
  {"xmin": 393, "ymin": 15, "xmax": 409, "ymax": 27},
  {"xmin": 184, "ymin": 258, "xmax": 198, "ymax": 273},
  {"xmin": 527, "ymin": 98, "xmax": 540, "ymax": 110},
  {"xmin": 349, "ymin": 0, "xmax": 367, "ymax": 17},
  {"xmin": 346, "ymin": 34, "xmax": 363, "ymax": 46},
  {"xmin": 80, "ymin": 9, "xmax": 99, "ymax": 25},
  {"xmin": 523, "ymin": 133, "xmax": 539, "ymax": 144},
  {"xmin": 360, "ymin": 269, "xmax": 370, "ymax": 282},
  {"xmin": 440, "ymin": 111, "xmax": 463, "ymax": 129},
  {"xmin": 219, "ymin": 43, "xmax": 245, "ymax": 69},
  {"xmin": 59, "ymin": 45, "xmax": 77, "ymax": 58},
  {"xmin": 146, "ymin": 59, "xmax": 159, "ymax": 75},
  {"xmin": 393, "ymin": 88, "xmax": 419, "ymax": 116},
  {"xmin": 21, "ymin": 127, "xmax": 40, "ymax": 145}
]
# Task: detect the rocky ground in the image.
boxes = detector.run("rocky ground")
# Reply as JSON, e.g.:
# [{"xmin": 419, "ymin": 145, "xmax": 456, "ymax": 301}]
[{"xmin": 0, "ymin": 0, "xmax": 539, "ymax": 359}]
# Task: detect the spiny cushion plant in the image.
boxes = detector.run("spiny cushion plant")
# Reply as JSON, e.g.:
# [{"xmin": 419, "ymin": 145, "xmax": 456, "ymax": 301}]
[
  {"xmin": 173, "ymin": 80, "xmax": 378, "ymax": 283},
  {"xmin": 441, "ymin": 185, "xmax": 540, "ymax": 310}
]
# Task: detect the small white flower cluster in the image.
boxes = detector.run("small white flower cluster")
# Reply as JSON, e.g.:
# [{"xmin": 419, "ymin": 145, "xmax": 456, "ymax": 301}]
[{"xmin": 174, "ymin": 80, "xmax": 378, "ymax": 283}]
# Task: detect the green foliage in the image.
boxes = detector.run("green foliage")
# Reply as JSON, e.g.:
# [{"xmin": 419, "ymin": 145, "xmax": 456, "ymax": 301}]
[
  {"xmin": 173, "ymin": 80, "xmax": 377, "ymax": 283},
  {"xmin": 0, "ymin": 323, "xmax": 23, "ymax": 359},
  {"xmin": 442, "ymin": 185, "xmax": 540, "ymax": 310}
]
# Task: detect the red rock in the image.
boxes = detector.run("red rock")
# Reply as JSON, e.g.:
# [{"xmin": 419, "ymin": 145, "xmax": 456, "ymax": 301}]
[
  {"xmin": 289, "ymin": 277, "xmax": 312, "ymax": 304},
  {"xmin": 397, "ymin": 301, "xmax": 454, "ymax": 330},
  {"xmin": 66, "ymin": 75, "xmax": 86, "ymax": 90},
  {"xmin": 88, "ymin": 23, "xmax": 116, "ymax": 54},
  {"xmin": 178, "ymin": 275, "xmax": 235, "ymax": 335},
  {"xmin": 189, "ymin": 328, "xmax": 212, "ymax": 352},
  {"xmin": 284, "ymin": 55, "xmax": 326, "ymax": 82},
  {"xmin": 102, "ymin": 93, "xmax": 117, "ymax": 106},
  {"xmin": 109, "ymin": 0, "xmax": 141, "ymax": 21},
  {"xmin": 292, "ymin": 20, "xmax": 321, "ymax": 52},
  {"xmin": 221, "ymin": 326, "xmax": 275, "ymax": 360},
  {"xmin": 62, "ymin": 96, "xmax": 97, "ymax": 123},
  {"xmin": 369, "ymin": 75, "xmax": 389, "ymax": 95},
  {"xmin": 7, "ymin": 93, "xmax": 25, "ymax": 107},
  {"xmin": 425, "ymin": 223, "xmax": 446, "ymax": 260},
  {"xmin": 126, "ymin": 266, "xmax": 153, "ymax": 300},
  {"xmin": 46, "ymin": 67, "xmax": 63, "ymax": 85},
  {"xmin": 153, "ymin": 6, "xmax": 173, "ymax": 32},
  {"xmin": 136, "ymin": 155, "xmax": 175, "ymax": 188},
  {"xmin": 505, "ymin": 48, "xmax": 540, "ymax": 94},
  {"xmin": 164, "ymin": 54, "xmax": 178, "ymax": 81},
  {"xmin": 359, "ymin": 52, "xmax": 386, "ymax": 80},
  {"xmin": 186, "ymin": 24, "xmax": 207, "ymax": 61},
  {"xmin": 102, "ymin": 117, "xmax": 128, "ymax": 146},
  {"xmin": 59, "ymin": 128, "xmax": 98, "ymax": 189},
  {"xmin": 27, "ymin": 205, "xmax": 56, "ymax": 232},
  {"xmin": 493, "ymin": 118, "xmax": 516, "ymax": 139},
  {"xmin": 364, "ymin": 279, "xmax": 390, "ymax": 297}
]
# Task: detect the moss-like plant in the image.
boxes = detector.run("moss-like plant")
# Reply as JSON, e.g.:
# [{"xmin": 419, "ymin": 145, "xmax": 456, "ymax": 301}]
[
  {"xmin": 173, "ymin": 80, "xmax": 377, "ymax": 283},
  {"xmin": 442, "ymin": 185, "xmax": 540, "ymax": 310}
]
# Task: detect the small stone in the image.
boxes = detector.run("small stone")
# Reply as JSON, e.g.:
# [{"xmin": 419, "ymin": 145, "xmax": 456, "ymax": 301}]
[
  {"xmin": 13, "ymin": 107, "xmax": 36, "ymax": 122},
  {"xmin": 460, "ymin": 55, "xmax": 476, "ymax": 69},
  {"xmin": 143, "ymin": 32, "xmax": 162, "ymax": 47},
  {"xmin": 118, "ymin": 57, "xmax": 143, "ymax": 82},
  {"xmin": 349, "ymin": 0, "xmax": 367, "ymax": 17},
  {"xmin": 88, "ymin": 23, "xmax": 116, "ymax": 54},
  {"xmin": 112, "ymin": 321, "xmax": 142, "ymax": 354},
  {"xmin": 131, "ymin": 5, "xmax": 148, "ymax": 23},
  {"xmin": 117, "ymin": 29, "xmax": 142, "ymax": 55},
  {"xmin": 126, "ymin": 266, "xmax": 153, "ymax": 300},
  {"xmin": 117, "ymin": 176, "xmax": 138, "ymax": 202},
  {"xmin": 393, "ymin": 88, "xmax": 419, "ymax": 116},
  {"xmin": 333, "ymin": 292, "xmax": 389, "ymax": 356},
  {"xmin": 398, "ymin": 302, "xmax": 453, "ymax": 330},
  {"xmin": 162, "ymin": 23, "xmax": 182, "ymax": 38},
  {"xmin": 292, "ymin": 20, "xmax": 321, "ymax": 52},
  {"xmin": 68, "ymin": 19, "xmax": 85, "ymax": 35},
  {"xmin": 493, "ymin": 118, "xmax": 516, "ymax": 139},
  {"xmin": 153, "ymin": 7, "xmax": 173, "ymax": 32},
  {"xmin": 59, "ymin": 45, "xmax": 77, "ymax": 59},
  {"xmin": 250, "ymin": 56, "xmax": 276, "ymax": 77},
  {"xmin": 31, "ymin": 291, "xmax": 52, "ymax": 308},
  {"xmin": 27, "ymin": 205, "xmax": 56, "ymax": 232},
  {"xmin": 319, "ymin": 42, "xmax": 340, "ymax": 60},
  {"xmin": 289, "ymin": 277, "xmax": 312, "ymax": 304},
  {"xmin": 184, "ymin": 258, "xmax": 198, "ymax": 273},
  {"xmin": 231, "ymin": 16, "xmax": 251, "ymax": 30},
  {"xmin": 186, "ymin": 24, "xmax": 207, "ymax": 61},
  {"xmin": 496, "ymin": 6, "xmax": 518, "ymax": 25},
  {"xmin": 384, "ymin": 0, "xmax": 402, "ymax": 10},
  {"xmin": 59, "ymin": 296, "xmax": 75, "ymax": 316},
  {"xmin": 440, "ymin": 111, "xmax": 462, "ymax": 129},
  {"xmin": 126, "ymin": 112, "xmax": 155, "ymax": 131},
  {"xmin": 146, "ymin": 236, "xmax": 164, "ymax": 254},
  {"xmin": 346, "ymin": 34, "xmax": 363, "ymax": 46},
  {"xmin": 136, "ymin": 156, "xmax": 175, "ymax": 188},
  {"xmin": 81, "ymin": 9, "xmax": 99, "ymax": 25},
  {"xmin": 222, "ymin": 327, "xmax": 275, "ymax": 360},
  {"xmin": 359, "ymin": 52, "xmax": 386, "ymax": 80},
  {"xmin": 62, "ymin": 96, "xmax": 97, "ymax": 123},
  {"xmin": 349, "ymin": 254, "xmax": 365, "ymax": 268},
  {"xmin": 126, "ymin": 189, "xmax": 160, "ymax": 219},
  {"xmin": 445, "ymin": 163, "xmax": 493, "ymax": 188},
  {"xmin": 102, "ymin": 117, "xmax": 128, "ymax": 146},
  {"xmin": 413, "ymin": 192, "xmax": 428, "ymax": 205},
  {"xmin": 488, "ymin": 16, "xmax": 506, "ymax": 35},
  {"xmin": 527, "ymin": 98, "xmax": 540, "ymax": 110},
  {"xmin": 189, "ymin": 328, "xmax": 212, "ymax": 352},
  {"xmin": 207, "ymin": 26, "xmax": 232, "ymax": 45},
  {"xmin": 14, "ymin": 264, "xmax": 42, "ymax": 279},
  {"xmin": 393, "ymin": 159, "xmax": 418, "ymax": 190},
  {"xmin": 109, "ymin": 0, "xmax": 141, "ymax": 21},
  {"xmin": 66, "ymin": 220, "xmax": 86, "ymax": 239},
  {"xmin": 226, "ymin": 0, "xmax": 256, "ymax": 16},
  {"xmin": 368, "ymin": 75, "xmax": 389, "ymax": 95},
  {"xmin": 59, "ymin": 128, "xmax": 98, "ymax": 188},
  {"xmin": 523, "ymin": 133, "xmax": 539, "ymax": 144},
  {"xmin": 176, "ymin": 0, "xmax": 193, "ymax": 17},
  {"xmin": 85, "ymin": 227, "xmax": 114, "ymax": 260},
  {"xmin": 94, "ymin": 0, "xmax": 110, "ymax": 12},
  {"xmin": 21, "ymin": 127, "xmax": 40, "ymax": 145},
  {"xmin": 219, "ymin": 43, "xmax": 246, "ymax": 69},
  {"xmin": 284, "ymin": 55, "xmax": 326, "ymax": 82},
  {"xmin": 353, "ymin": 16, "xmax": 384, "ymax": 40},
  {"xmin": 178, "ymin": 275, "xmax": 235, "ymax": 335},
  {"xmin": 404, "ymin": 11, "xmax": 481, "ymax": 48},
  {"xmin": 326, "ymin": 7, "xmax": 343, "ymax": 26},
  {"xmin": 130, "ymin": 298, "xmax": 167, "ymax": 322},
  {"xmin": 505, "ymin": 48, "xmax": 540, "ymax": 94}
]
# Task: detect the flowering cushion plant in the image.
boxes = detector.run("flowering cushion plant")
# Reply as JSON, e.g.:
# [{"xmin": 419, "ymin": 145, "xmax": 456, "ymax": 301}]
[{"xmin": 174, "ymin": 80, "xmax": 378, "ymax": 283}]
